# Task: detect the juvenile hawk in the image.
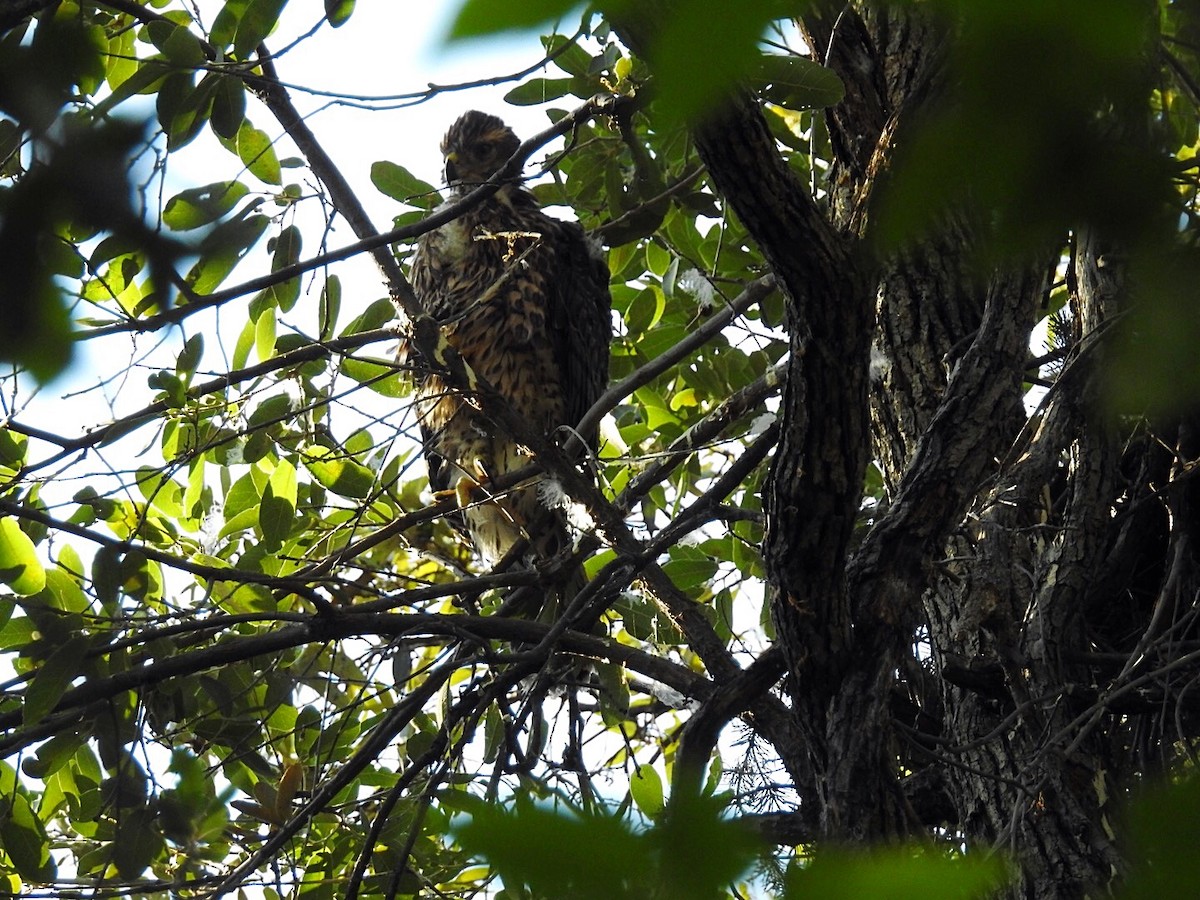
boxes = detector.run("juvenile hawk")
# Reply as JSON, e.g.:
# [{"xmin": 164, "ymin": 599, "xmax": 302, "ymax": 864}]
[{"xmin": 410, "ymin": 111, "xmax": 611, "ymax": 586}]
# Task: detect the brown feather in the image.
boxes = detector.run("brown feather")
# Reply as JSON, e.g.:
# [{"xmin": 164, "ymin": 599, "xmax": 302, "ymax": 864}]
[{"xmin": 410, "ymin": 111, "xmax": 612, "ymax": 573}]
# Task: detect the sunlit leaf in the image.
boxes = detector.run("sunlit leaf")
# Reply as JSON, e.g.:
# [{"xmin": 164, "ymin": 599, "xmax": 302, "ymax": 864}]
[
  {"xmin": 629, "ymin": 764, "xmax": 665, "ymax": 819},
  {"xmin": 260, "ymin": 458, "xmax": 298, "ymax": 548},
  {"xmin": 222, "ymin": 120, "xmax": 282, "ymax": 185},
  {"xmin": 325, "ymin": 0, "xmax": 355, "ymax": 27},
  {"xmin": 0, "ymin": 518, "xmax": 44, "ymax": 597},
  {"xmin": 302, "ymin": 446, "xmax": 376, "ymax": 499}
]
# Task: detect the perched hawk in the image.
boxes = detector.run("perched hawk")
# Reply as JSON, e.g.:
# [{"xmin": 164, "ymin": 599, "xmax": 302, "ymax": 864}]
[{"xmin": 410, "ymin": 111, "xmax": 611, "ymax": 592}]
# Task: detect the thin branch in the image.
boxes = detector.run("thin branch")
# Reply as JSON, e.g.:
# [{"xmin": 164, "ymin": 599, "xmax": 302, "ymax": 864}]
[
  {"xmin": 9, "ymin": 326, "xmax": 395, "ymax": 464},
  {"xmin": 0, "ymin": 609, "xmax": 710, "ymax": 756},
  {"xmin": 80, "ymin": 95, "xmax": 632, "ymax": 339},
  {"xmin": 573, "ymin": 275, "xmax": 775, "ymax": 449}
]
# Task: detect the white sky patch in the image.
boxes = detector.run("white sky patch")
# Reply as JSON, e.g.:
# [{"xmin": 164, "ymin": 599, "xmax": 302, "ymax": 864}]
[{"xmin": 747, "ymin": 410, "xmax": 776, "ymax": 437}]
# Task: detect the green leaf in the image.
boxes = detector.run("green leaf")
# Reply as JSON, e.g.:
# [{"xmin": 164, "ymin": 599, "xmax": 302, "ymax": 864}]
[
  {"xmin": 254, "ymin": 304, "xmax": 277, "ymax": 362},
  {"xmin": 211, "ymin": 0, "xmax": 251, "ymax": 48},
  {"xmin": 339, "ymin": 357, "xmax": 407, "ymax": 398},
  {"xmin": 24, "ymin": 635, "xmax": 91, "ymax": 726},
  {"xmin": 325, "ymin": 0, "xmax": 355, "ymax": 27},
  {"xmin": 259, "ymin": 458, "xmax": 297, "ymax": 548},
  {"xmin": 0, "ymin": 793, "xmax": 51, "ymax": 881},
  {"xmin": 0, "ymin": 518, "xmax": 44, "ymax": 597},
  {"xmin": 447, "ymin": 0, "xmax": 583, "ymax": 38},
  {"xmin": 785, "ymin": 848, "xmax": 1009, "ymax": 900},
  {"xmin": 629, "ymin": 764, "xmax": 665, "ymax": 819},
  {"xmin": 105, "ymin": 26, "xmax": 138, "ymax": 91},
  {"xmin": 637, "ymin": 0, "xmax": 781, "ymax": 122},
  {"xmin": 1124, "ymin": 777, "xmax": 1200, "ymax": 900},
  {"xmin": 453, "ymin": 800, "xmax": 648, "ymax": 899},
  {"xmin": 265, "ymin": 224, "xmax": 302, "ymax": 311},
  {"xmin": 147, "ymin": 20, "xmax": 207, "ymax": 67},
  {"xmin": 319, "ymin": 275, "xmax": 341, "ymax": 339},
  {"xmin": 177, "ymin": 332, "xmax": 204, "ymax": 376},
  {"xmin": 755, "ymin": 54, "xmax": 846, "ymax": 110},
  {"xmin": 227, "ymin": 120, "xmax": 282, "ymax": 185},
  {"xmin": 339, "ymin": 297, "xmax": 397, "ymax": 337},
  {"xmin": 112, "ymin": 806, "xmax": 164, "ymax": 880},
  {"xmin": 186, "ymin": 212, "xmax": 269, "ymax": 294},
  {"xmin": 93, "ymin": 56, "xmax": 171, "ymax": 119},
  {"xmin": 302, "ymin": 446, "xmax": 376, "ymax": 499},
  {"xmin": 137, "ymin": 466, "xmax": 186, "ymax": 518},
  {"xmin": 504, "ymin": 76, "xmax": 574, "ymax": 106},
  {"xmin": 543, "ymin": 33, "xmax": 593, "ymax": 78},
  {"xmin": 370, "ymin": 160, "xmax": 440, "ymax": 208},
  {"xmin": 162, "ymin": 180, "xmax": 249, "ymax": 230},
  {"xmin": 0, "ymin": 427, "xmax": 28, "ymax": 466},
  {"xmin": 162, "ymin": 70, "xmax": 219, "ymax": 150},
  {"xmin": 38, "ymin": 567, "xmax": 89, "ymax": 615},
  {"xmin": 624, "ymin": 286, "xmax": 664, "ymax": 336},
  {"xmin": 210, "ymin": 74, "xmax": 247, "ymax": 140},
  {"xmin": 233, "ymin": 0, "xmax": 287, "ymax": 59},
  {"xmin": 92, "ymin": 546, "xmax": 121, "ymax": 608}
]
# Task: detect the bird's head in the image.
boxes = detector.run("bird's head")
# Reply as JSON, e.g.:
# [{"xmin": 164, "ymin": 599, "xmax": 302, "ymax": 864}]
[{"xmin": 440, "ymin": 110, "xmax": 521, "ymax": 189}]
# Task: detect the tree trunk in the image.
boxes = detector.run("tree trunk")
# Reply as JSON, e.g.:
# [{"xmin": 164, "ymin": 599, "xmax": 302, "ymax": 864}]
[{"xmin": 620, "ymin": 1, "xmax": 1196, "ymax": 895}]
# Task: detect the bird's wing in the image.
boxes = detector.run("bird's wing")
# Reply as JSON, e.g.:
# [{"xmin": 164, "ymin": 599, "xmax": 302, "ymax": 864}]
[{"xmin": 546, "ymin": 220, "xmax": 612, "ymax": 451}]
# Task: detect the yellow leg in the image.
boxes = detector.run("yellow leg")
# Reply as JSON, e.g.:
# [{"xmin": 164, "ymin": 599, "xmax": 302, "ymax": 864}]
[{"xmin": 433, "ymin": 459, "xmax": 492, "ymax": 510}]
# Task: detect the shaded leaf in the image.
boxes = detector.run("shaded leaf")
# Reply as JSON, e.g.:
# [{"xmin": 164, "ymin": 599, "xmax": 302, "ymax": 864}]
[
  {"xmin": 260, "ymin": 458, "xmax": 297, "ymax": 547},
  {"xmin": 448, "ymin": 0, "xmax": 583, "ymax": 38},
  {"xmin": 504, "ymin": 76, "xmax": 575, "ymax": 105},
  {"xmin": 755, "ymin": 53, "xmax": 846, "ymax": 110},
  {"xmin": 0, "ymin": 793, "xmax": 51, "ymax": 881},
  {"xmin": 210, "ymin": 73, "xmax": 247, "ymax": 140},
  {"xmin": 265, "ymin": 224, "xmax": 302, "ymax": 311},
  {"xmin": 186, "ymin": 211, "xmax": 269, "ymax": 294},
  {"xmin": 112, "ymin": 806, "xmax": 164, "ymax": 880},
  {"xmin": 163, "ymin": 180, "xmax": 249, "ymax": 231},
  {"xmin": 24, "ymin": 634, "xmax": 91, "ymax": 726},
  {"xmin": 785, "ymin": 848, "xmax": 1009, "ymax": 900},
  {"xmin": 371, "ymin": 160, "xmax": 440, "ymax": 208},
  {"xmin": 234, "ymin": 0, "xmax": 287, "ymax": 58}
]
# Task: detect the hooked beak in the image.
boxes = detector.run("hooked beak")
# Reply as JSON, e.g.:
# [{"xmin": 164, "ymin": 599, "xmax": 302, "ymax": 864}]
[{"xmin": 444, "ymin": 151, "xmax": 459, "ymax": 185}]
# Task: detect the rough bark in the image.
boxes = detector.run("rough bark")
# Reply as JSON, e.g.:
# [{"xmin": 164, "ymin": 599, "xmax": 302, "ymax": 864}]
[{"xmin": 619, "ymin": 2, "xmax": 1198, "ymax": 895}]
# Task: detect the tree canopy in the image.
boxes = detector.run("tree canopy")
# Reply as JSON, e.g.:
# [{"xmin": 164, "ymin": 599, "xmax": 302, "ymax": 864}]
[{"xmin": 3, "ymin": 2, "xmax": 1200, "ymax": 899}]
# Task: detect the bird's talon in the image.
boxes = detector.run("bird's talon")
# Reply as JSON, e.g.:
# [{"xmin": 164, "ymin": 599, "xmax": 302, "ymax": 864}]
[{"xmin": 455, "ymin": 475, "xmax": 477, "ymax": 510}]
